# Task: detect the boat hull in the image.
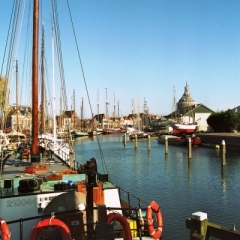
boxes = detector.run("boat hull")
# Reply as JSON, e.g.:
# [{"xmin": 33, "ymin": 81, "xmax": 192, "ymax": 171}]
[
  {"xmin": 158, "ymin": 135, "xmax": 201, "ymax": 146},
  {"xmin": 172, "ymin": 124, "xmax": 197, "ymax": 135},
  {"xmin": 103, "ymin": 128, "xmax": 127, "ymax": 135}
]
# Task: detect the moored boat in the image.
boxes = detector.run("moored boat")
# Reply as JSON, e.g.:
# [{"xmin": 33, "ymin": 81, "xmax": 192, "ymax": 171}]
[
  {"xmin": 74, "ymin": 130, "xmax": 89, "ymax": 137},
  {"xmin": 172, "ymin": 123, "xmax": 197, "ymax": 135},
  {"xmin": 102, "ymin": 128, "xmax": 127, "ymax": 135},
  {"xmin": 158, "ymin": 134, "xmax": 202, "ymax": 147},
  {"xmin": 129, "ymin": 131, "xmax": 148, "ymax": 140}
]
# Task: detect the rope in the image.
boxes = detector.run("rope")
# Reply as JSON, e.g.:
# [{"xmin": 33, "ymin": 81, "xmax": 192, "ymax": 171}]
[
  {"xmin": 49, "ymin": 212, "xmax": 55, "ymax": 225},
  {"xmin": 66, "ymin": 0, "xmax": 109, "ymax": 177}
]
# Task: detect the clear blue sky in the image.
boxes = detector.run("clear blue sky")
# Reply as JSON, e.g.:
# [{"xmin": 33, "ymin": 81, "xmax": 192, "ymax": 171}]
[{"xmin": 1, "ymin": 0, "xmax": 240, "ymax": 118}]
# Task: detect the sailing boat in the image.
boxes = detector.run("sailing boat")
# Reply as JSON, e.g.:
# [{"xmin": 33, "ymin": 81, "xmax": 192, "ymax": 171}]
[
  {"xmin": 74, "ymin": 97, "xmax": 88, "ymax": 137},
  {"xmin": 172, "ymin": 82, "xmax": 198, "ymax": 135},
  {"xmin": 129, "ymin": 93, "xmax": 148, "ymax": 139},
  {"xmin": 38, "ymin": 25, "xmax": 72, "ymax": 163},
  {"xmin": 0, "ymin": 1, "xmax": 162, "ymax": 239}
]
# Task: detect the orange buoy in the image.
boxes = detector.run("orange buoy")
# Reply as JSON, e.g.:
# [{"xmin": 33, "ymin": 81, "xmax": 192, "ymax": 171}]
[
  {"xmin": 146, "ymin": 201, "xmax": 163, "ymax": 239},
  {"xmin": 29, "ymin": 218, "xmax": 71, "ymax": 240},
  {"xmin": 107, "ymin": 212, "xmax": 132, "ymax": 240},
  {"xmin": 0, "ymin": 218, "xmax": 11, "ymax": 240}
]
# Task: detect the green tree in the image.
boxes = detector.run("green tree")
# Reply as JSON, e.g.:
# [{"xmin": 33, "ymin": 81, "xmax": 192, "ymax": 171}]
[
  {"xmin": 0, "ymin": 76, "xmax": 9, "ymax": 112},
  {"xmin": 207, "ymin": 109, "xmax": 240, "ymax": 132},
  {"xmin": 0, "ymin": 76, "xmax": 5, "ymax": 108}
]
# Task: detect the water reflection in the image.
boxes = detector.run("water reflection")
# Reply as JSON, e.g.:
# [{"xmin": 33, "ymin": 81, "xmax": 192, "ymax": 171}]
[
  {"xmin": 74, "ymin": 134, "xmax": 240, "ymax": 240},
  {"xmin": 221, "ymin": 165, "xmax": 226, "ymax": 194},
  {"xmin": 188, "ymin": 157, "xmax": 191, "ymax": 180}
]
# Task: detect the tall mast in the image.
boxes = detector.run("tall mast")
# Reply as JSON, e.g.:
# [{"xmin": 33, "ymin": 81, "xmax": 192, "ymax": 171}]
[
  {"xmin": 52, "ymin": 27, "xmax": 56, "ymax": 144},
  {"xmin": 73, "ymin": 89, "xmax": 75, "ymax": 128},
  {"xmin": 60, "ymin": 97, "xmax": 62, "ymax": 128},
  {"xmin": 113, "ymin": 92, "xmax": 115, "ymax": 119},
  {"xmin": 118, "ymin": 101, "xmax": 119, "ymax": 118},
  {"xmin": 32, "ymin": 0, "xmax": 39, "ymax": 157},
  {"xmin": 40, "ymin": 23, "xmax": 45, "ymax": 134},
  {"xmin": 16, "ymin": 59, "xmax": 19, "ymax": 132},
  {"xmin": 105, "ymin": 87, "xmax": 108, "ymax": 119},
  {"xmin": 173, "ymin": 86, "xmax": 177, "ymax": 119},
  {"xmin": 81, "ymin": 97, "xmax": 83, "ymax": 129}
]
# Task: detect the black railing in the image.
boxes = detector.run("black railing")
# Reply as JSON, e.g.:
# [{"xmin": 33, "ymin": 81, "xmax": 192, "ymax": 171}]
[
  {"xmin": 7, "ymin": 206, "xmax": 149, "ymax": 240},
  {"xmin": 118, "ymin": 185, "xmax": 149, "ymax": 209}
]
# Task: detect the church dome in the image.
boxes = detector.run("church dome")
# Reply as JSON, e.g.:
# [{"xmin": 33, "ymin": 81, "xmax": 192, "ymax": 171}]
[{"xmin": 177, "ymin": 82, "xmax": 196, "ymax": 110}]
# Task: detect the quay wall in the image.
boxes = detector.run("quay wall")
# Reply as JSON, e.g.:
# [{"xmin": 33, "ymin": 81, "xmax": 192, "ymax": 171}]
[{"xmin": 196, "ymin": 133, "xmax": 240, "ymax": 148}]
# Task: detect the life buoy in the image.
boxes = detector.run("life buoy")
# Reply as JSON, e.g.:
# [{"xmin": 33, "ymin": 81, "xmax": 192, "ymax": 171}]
[
  {"xmin": 146, "ymin": 201, "xmax": 163, "ymax": 239},
  {"xmin": 29, "ymin": 218, "xmax": 72, "ymax": 240},
  {"xmin": 0, "ymin": 218, "xmax": 11, "ymax": 240},
  {"xmin": 107, "ymin": 212, "xmax": 132, "ymax": 240}
]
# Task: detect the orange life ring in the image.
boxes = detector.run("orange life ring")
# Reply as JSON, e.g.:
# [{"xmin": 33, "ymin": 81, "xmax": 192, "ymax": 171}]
[
  {"xmin": 0, "ymin": 218, "xmax": 11, "ymax": 240},
  {"xmin": 107, "ymin": 212, "xmax": 132, "ymax": 240},
  {"xmin": 29, "ymin": 218, "xmax": 71, "ymax": 240},
  {"xmin": 146, "ymin": 201, "xmax": 163, "ymax": 239}
]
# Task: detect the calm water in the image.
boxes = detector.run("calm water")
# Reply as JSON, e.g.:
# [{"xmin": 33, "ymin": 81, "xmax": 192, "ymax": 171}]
[{"xmin": 74, "ymin": 134, "xmax": 240, "ymax": 240}]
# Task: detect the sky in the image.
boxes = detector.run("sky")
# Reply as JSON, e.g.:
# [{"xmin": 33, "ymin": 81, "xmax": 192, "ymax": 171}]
[{"xmin": 1, "ymin": 0, "xmax": 240, "ymax": 118}]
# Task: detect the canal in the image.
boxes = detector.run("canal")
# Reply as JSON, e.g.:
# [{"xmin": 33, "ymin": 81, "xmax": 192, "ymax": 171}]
[{"xmin": 74, "ymin": 134, "xmax": 240, "ymax": 239}]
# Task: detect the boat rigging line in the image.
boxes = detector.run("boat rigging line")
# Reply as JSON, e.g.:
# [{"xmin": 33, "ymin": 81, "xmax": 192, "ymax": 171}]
[
  {"xmin": 65, "ymin": 0, "xmax": 109, "ymax": 176},
  {"xmin": 50, "ymin": 0, "xmax": 68, "ymax": 112}
]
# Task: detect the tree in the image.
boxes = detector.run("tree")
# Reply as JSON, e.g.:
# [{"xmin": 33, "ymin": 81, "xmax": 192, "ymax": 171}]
[
  {"xmin": 0, "ymin": 76, "xmax": 9, "ymax": 111},
  {"xmin": 207, "ymin": 109, "xmax": 240, "ymax": 132}
]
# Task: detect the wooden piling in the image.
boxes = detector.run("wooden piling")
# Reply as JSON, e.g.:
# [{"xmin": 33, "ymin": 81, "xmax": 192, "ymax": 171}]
[
  {"xmin": 165, "ymin": 136, "xmax": 168, "ymax": 154},
  {"xmin": 221, "ymin": 140, "xmax": 226, "ymax": 165},
  {"xmin": 188, "ymin": 138, "xmax": 192, "ymax": 159},
  {"xmin": 135, "ymin": 135, "xmax": 138, "ymax": 148},
  {"xmin": 124, "ymin": 134, "xmax": 126, "ymax": 146},
  {"xmin": 189, "ymin": 212, "xmax": 208, "ymax": 239},
  {"xmin": 186, "ymin": 212, "xmax": 240, "ymax": 239},
  {"xmin": 148, "ymin": 135, "xmax": 151, "ymax": 151}
]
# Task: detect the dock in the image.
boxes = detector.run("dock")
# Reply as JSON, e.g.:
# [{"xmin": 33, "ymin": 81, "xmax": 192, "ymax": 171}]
[{"xmin": 196, "ymin": 133, "xmax": 240, "ymax": 149}]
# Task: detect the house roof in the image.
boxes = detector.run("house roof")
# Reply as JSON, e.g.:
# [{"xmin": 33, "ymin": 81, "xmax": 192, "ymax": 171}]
[
  {"xmin": 182, "ymin": 103, "xmax": 215, "ymax": 116},
  {"xmin": 165, "ymin": 103, "xmax": 215, "ymax": 118},
  {"xmin": 7, "ymin": 105, "xmax": 32, "ymax": 117}
]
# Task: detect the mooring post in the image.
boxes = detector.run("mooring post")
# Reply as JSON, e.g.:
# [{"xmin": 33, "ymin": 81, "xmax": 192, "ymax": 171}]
[
  {"xmin": 124, "ymin": 134, "xmax": 126, "ymax": 146},
  {"xmin": 165, "ymin": 136, "xmax": 168, "ymax": 154},
  {"xmin": 189, "ymin": 212, "xmax": 208, "ymax": 240},
  {"xmin": 188, "ymin": 138, "xmax": 192, "ymax": 159},
  {"xmin": 221, "ymin": 140, "xmax": 226, "ymax": 165},
  {"xmin": 135, "ymin": 135, "xmax": 138, "ymax": 148},
  {"xmin": 148, "ymin": 135, "xmax": 151, "ymax": 151}
]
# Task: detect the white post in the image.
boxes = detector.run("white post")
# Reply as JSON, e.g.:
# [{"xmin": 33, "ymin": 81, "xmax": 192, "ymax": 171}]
[
  {"xmin": 148, "ymin": 135, "xmax": 151, "ymax": 151},
  {"xmin": 221, "ymin": 140, "xmax": 226, "ymax": 165}
]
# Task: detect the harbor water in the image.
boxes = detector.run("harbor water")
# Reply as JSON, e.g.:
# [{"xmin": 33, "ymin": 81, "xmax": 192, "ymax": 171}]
[{"xmin": 74, "ymin": 134, "xmax": 240, "ymax": 239}]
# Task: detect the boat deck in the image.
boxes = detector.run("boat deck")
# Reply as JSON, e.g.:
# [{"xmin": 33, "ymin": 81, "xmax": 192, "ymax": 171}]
[{"xmin": 0, "ymin": 150, "xmax": 76, "ymax": 197}]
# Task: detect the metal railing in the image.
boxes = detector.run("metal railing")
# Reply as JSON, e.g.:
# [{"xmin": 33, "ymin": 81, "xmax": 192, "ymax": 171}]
[{"xmin": 7, "ymin": 206, "xmax": 149, "ymax": 240}]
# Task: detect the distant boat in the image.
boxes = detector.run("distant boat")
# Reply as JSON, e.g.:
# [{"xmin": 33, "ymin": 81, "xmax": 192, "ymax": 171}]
[
  {"xmin": 102, "ymin": 128, "xmax": 126, "ymax": 135},
  {"xmin": 158, "ymin": 134, "xmax": 201, "ymax": 147},
  {"xmin": 7, "ymin": 131, "xmax": 28, "ymax": 145},
  {"xmin": 74, "ymin": 130, "xmax": 89, "ymax": 137},
  {"xmin": 96, "ymin": 128, "xmax": 103, "ymax": 133},
  {"xmin": 129, "ymin": 132, "xmax": 148, "ymax": 140},
  {"xmin": 88, "ymin": 130, "xmax": 101, "ymax": 137},
  {"xmin": 172, "ymin": 123, "xmax": 197, "ymax": 135},
  {"xmin": 0, "ymin": 131, "xmax": 10, "ymax": 148}
]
